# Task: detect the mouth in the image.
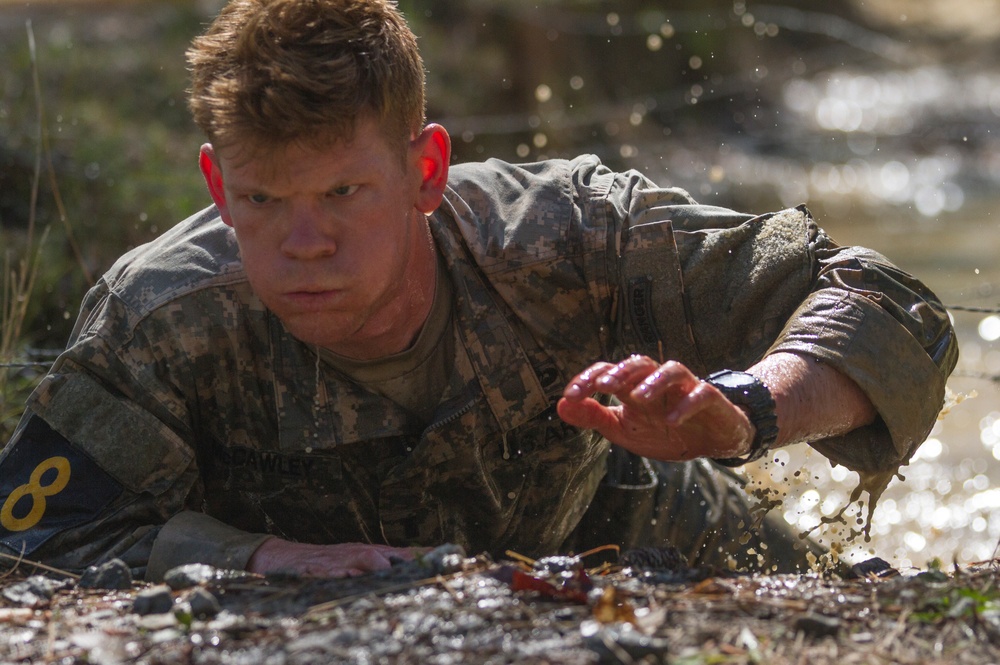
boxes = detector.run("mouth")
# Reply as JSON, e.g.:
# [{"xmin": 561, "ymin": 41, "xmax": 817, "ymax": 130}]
[{"xmin": 283, "ymin": 288, "xmax": 343, "ymax": 308}]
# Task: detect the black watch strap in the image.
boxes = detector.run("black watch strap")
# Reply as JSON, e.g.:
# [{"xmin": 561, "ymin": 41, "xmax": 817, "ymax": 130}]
[{"xmin": 704, "ymin": 370, "xmax": 779, "ymax": 467}]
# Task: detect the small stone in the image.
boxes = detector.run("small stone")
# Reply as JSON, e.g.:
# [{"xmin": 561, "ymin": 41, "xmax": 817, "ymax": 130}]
[
  {"xmin": 849, "ymin": 557, "xmax": 898, "ymax": 580},
  {"xmin": 581, "ymin": 620, "xmax": 669, "ymax": 663},
  {"xmin": 1, "ymin": 575, "xmax": 71, "ymax": 608},
  {"xmin": 133, "ymin": 585, "xmax": 174, "ymax": 616},
  {"xmin": 794, "ymin": 613, "xmax": 841, "ymax": 638},
  {"xmin": 78, "ymin": 558, "xmax": 133, "ymax": 590},
  {"xmin": 186, "ymin": 587, "xmax": 221, "ymax": 619},
  {"xmin": 163, "ymin": 563, "xmax": 218, "ymax": 590},
  {"xmin": 420, "ymin": 544, "xmax": 467, "ymax": 575}
]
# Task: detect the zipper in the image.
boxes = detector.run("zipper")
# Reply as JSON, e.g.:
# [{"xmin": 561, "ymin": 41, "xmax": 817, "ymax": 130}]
[{"xmin": 425, "ymin": 398, "xmax": 477, "ymax": 433}]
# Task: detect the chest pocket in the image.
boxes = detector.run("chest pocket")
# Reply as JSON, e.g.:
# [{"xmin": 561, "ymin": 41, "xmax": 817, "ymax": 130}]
[{"xmin": 475, "ymin": 405, "xmax": 609, "ymax": 555}]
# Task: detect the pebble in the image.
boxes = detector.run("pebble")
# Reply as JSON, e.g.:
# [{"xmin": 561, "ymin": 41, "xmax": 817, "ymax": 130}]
[
  {"xmin": 1, "ymin": 575, "xmax": 71, "ymax": 608},
  {"xmin": 133, "ymin": 585, "xmax": 174, "ymax": 616},
  {"xmin": 581, "ymin": 620, "xmax": 669, "ymax": 663},
  {"xmin": 163, "ymin": 563, "xmax": 217, "ymax": 590},
  {"xmin": 186, "ymin": 587, "xmax": 221, "ymax": 619},
  {"xmin": 849, "ymin": 557, "xmax": 898, "ymax": 580},
  {"xmin": 420, "ymin": 544, "xmax": 467, "ymax": 575},
  {"xmin": 77, "ymin": 558, "xmax": 133, "ymax": 590},
  {"xmin": 794, "ymin": 612, "xmax": 841, "ymax": 638}
]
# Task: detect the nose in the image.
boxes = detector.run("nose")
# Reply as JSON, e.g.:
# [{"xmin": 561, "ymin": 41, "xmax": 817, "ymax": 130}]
[{"xmin": 281, "ymin": 204, "xmax": 337, "ymax": 260}]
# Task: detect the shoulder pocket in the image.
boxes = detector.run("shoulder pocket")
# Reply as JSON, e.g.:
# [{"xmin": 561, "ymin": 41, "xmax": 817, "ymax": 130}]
[{"xmin": 31, "ymin": 372, "xmax": 193, "ymax": 496}]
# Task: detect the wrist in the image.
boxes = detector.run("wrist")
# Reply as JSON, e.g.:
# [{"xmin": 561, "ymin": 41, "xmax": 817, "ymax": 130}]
[
  {"xmin": 246, "ymin": 536, "xmax": 282, "ymax": 573},
  {"xmin": 704, "ymin": 370, "xmax": 778, "ymax": 467}
]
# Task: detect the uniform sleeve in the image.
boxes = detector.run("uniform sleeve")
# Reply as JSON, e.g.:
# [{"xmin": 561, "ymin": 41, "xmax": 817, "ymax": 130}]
[
  {"xmin": 0, "ymin": 376, "xmax": 197, "ymax": 580},
  {"xmin": 146, "ymin": 511, "xmax": 272, "ymax": 582},
  {"xmin": 0, "ymin": 282, "xmax": 270, "ymax": 581},
  {"xmin": 0, "ymin": 372, "xmax": 273, "ymax": 581},
  {"xmin": 588, "ymin": 166, "xmax": 957, "ymax": 476}
]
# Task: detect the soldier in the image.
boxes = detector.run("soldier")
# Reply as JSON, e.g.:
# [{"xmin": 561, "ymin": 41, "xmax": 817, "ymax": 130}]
[{"xmin": 0, "ymin": 0, "xmax": 956, "ymax": 581}]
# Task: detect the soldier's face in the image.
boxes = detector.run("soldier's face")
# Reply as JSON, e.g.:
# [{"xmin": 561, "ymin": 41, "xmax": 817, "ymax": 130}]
[{"xmin": 199, "ymin": 118, "xmax": 447, "ymax": 358}]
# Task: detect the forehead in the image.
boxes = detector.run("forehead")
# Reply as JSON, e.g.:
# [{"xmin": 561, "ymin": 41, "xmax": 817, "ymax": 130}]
[{"xmin": 218, "ymin": 120, "xmax": 400, "ymax": 187}]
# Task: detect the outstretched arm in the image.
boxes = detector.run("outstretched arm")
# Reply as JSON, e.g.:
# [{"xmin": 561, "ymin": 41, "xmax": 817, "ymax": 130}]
[{"xmin": 556, "ymin": 351, "xmax": 876, "ymax": 462}]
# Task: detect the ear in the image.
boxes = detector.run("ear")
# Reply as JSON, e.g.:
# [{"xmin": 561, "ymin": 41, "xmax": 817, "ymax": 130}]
[
  {"xmin": 410, "ymin": 124, "xmax": 451, "ymax": 215},
  {"xmin": 199, "ymin": 144, "xmax": 233, "ymax": 226}
]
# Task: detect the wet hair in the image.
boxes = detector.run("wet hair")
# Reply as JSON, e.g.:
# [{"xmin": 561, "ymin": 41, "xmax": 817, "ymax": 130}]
[{"xmin": 187, "ymin": 0, "xmax": 425, "ymax": 156}]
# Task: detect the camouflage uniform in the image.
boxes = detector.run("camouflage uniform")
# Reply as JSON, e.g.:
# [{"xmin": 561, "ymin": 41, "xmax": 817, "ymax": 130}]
[{"xmin": 0, "ymin": 156, "xmax": 956, "ymax": 580}]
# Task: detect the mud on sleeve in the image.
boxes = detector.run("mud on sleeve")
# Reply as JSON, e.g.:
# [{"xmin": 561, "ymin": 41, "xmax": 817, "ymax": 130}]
[
  {"xmin": 768, "ymin": 241, "xmax": 958, "ymax": 473},
  {"xmin": 614, "ymin": 199, "xmax": 956, "ymax": 474}
]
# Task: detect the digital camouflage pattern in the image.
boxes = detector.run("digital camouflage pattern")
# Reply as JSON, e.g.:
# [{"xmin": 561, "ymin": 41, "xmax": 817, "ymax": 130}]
[{"xmin": 0, "ymin": 156, "xmax": 956, "ymax": 580}]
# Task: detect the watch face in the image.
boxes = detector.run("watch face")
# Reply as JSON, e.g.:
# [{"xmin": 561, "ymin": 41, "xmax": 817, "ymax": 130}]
[{"xmin": 710, "ymin": 371, "xmax": 757, "ymax": 390}]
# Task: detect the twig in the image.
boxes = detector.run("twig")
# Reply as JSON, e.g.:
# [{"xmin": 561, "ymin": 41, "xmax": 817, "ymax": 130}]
[
  {"xmin": 435, "ymin": 574, "xmax": 462, "ymax": 601},
  {"xmin": 0, "ymin": 551, "xmax": 81, "ymax": 580},
  {"xmin": 578, "ymin": 543, "xmax": 621, "ymax": 561},
  {"xmin": 504, "ymin": 550, "xmax": 537, "ymax": 567},
  {"xmin": 879, "ymin": 607, "xmax": 912, "ymax": 651},
  {"xmin": 2, "ymin": 21, "xmax": 54, "ymax": 423},
  {"xmin": 0, "ymin": 543, "xmax": 27, "ymax": 580}
]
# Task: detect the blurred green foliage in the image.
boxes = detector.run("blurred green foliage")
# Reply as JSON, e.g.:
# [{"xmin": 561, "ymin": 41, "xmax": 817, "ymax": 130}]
[{"xmin": 1, "ymin": 3, "xmax": 211, "ymax": 350}]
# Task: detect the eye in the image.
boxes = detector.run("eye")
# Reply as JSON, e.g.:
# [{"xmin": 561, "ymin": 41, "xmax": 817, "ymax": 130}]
[
  {"xmin": 247, "ymin": 193, "xmax": 271, "ymax": 205},
  {"xmin": 330, "ymin": 184, "xmax": 360, "ymax": 197}
]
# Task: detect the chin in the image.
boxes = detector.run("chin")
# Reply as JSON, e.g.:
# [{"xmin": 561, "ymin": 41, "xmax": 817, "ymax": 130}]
[{"xmin": 277, "ymin": 316, "xmax": 348, "ymax": 350}]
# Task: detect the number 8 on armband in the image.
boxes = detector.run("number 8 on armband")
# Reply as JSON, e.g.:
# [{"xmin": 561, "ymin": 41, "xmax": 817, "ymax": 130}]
[{"xmin": 1, "ymin": 456, "xmax": 72, "ymax": 532}]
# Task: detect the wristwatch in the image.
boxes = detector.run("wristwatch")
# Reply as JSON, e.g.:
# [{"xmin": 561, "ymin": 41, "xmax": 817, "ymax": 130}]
[{"xmin": 704, "ymin": 369, "xmax": 779, "ymax": 467}]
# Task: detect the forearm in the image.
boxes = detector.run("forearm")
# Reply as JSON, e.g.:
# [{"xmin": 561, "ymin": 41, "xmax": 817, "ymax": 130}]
[
  {"xmin": 748, "ymin": 351, "xmax": 877, "ymax": 449},
  {"xmin": 245, "ymin": 537, "xmax": 424, "ymax": 578}
]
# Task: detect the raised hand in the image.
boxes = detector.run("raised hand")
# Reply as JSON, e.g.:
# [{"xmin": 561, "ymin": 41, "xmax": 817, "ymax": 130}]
[{"xmin": 556, "ymin": 355, "xmax": 754, "ymax": 461}]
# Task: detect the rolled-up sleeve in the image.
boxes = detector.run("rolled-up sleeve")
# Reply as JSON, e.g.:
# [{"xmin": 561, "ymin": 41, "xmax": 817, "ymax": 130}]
[
  {"xmin": 768, "ymin": 240, "xmax": 957, "ymax": 472},
  {"xmin": 591, "ymin": 164, "xmax": 957, "ymax": 475}
]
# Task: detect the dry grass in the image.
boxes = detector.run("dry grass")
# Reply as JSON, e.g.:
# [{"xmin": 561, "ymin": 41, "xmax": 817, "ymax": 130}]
[{"xmin": 1, "ymin": 21, "xmax": 50, "ymax": 429}]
